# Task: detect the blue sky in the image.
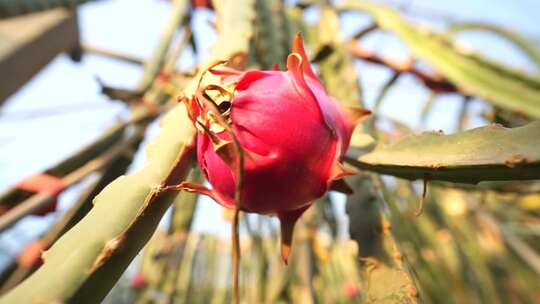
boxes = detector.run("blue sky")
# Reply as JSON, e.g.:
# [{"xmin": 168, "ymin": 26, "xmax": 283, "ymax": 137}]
[{"xmin": 0, "ymin": 0, "xmax": 539, "ymax": 265}]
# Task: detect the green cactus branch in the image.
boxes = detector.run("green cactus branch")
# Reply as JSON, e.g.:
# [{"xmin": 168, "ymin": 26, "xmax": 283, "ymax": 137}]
[
  {"xmin": 168, "ymin": 169, "xmax": 203, "ymax": 233},
  {"xmin": 476, "ymin": 207, "xmax": 540, "ymax": 275},
  {"xmin": 0, "ymin": 110, "xmax": 152, "ymax": 211},
  {"xmin": 346, "ymin": 121, "xmax": 540, "ymax": 184},
  {"xmin": 448, "ymin": 22, "xmax": 540, "ymax": 70},
  {"xmin": 342, "ymin": 1, "xmax": 540, "ymax": 119},
  {"xmin": 135, "ymin": 170, "xmax": 203, "ymax": 304},
  {"xmin": 253, "ymin": 0, "xmax": 289, "ymax": 68},
  {"xmin": 0, "ymin": 105, "xmax": 196, "ymax": 304},
  {"xmin": 314, "ymin": 6, "xmax": 364, "ymax": 108},
  {"xmin": 434, "ymin": 180, "xmax": 540, "ymax": 194},
  {"xmin": 347, "ymin": 43, "xmax": 458, "ymax": 94},
  {"xmin": 347, "ymin": 177, "xmax": 418, "ymax": 303},
  {"xmin": 312, "ymin": 7, "xmax": 417, "ymax": 302},
  {"xmin": 0, "ymin": 124, "xmax": 150, "ymax": 292},
  {"xmin": 68, "ymin": 136, "xmax": 196, "ymax": 303},
  {"xmin": 136, "ymin": 0, "xmax": 189, "ymax": 92},
  {"xmin": 0, "ymin": 128, "xmax": 147, "ymax": 233},
  {"xmin": 162, "ymin": 173, "xmax": 203, "ymax": 303},
  {"xmin": 82, "ymin": 43, "xmax": 145, "ymax": 66},
  {"xmin": 209, "ymin": 0, "xmax": 255, "ymax": 68}
]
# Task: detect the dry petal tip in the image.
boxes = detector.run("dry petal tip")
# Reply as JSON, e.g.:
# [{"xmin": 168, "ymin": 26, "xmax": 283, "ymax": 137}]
[
  {"xmin": 344, "ymin": 107, "xmax": 371, "ymax": 125},
  {"xmin": 279, "ymin": 217, "xmax": 295, "ymax": 265},
  {"xmin": 214, "ymin": 141, "xmax": 237, "ymax": 169},
  {"xmin": 281, "ymin": 243, "xmax": 291, "ymax": 265},
  {"xmin": 208, "ymin": 66, "xmax": 242, "ymax": 77},
  {"xmin": 329, "ymin": 178, "xmax": 354, "ymax": 194},
  {"xmin": 278, "ymin": 206, "xmax": 310, "ymax": 265},
  {"xmin": 181, "ymin": 96, "xmax": 201, "ymax": 123},
  {"xmin": 331, "ymin": 162, "xmax": 356, "ymax": 181},
  {"xmin": 166, "ymin": 182, "xmax": 235, "ymax": 210}
]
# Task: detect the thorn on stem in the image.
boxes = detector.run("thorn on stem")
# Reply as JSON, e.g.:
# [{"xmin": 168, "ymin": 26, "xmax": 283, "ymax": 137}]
[{"xmin": 415, "ymin": 179, "xmax": 428, "ymax": 216}]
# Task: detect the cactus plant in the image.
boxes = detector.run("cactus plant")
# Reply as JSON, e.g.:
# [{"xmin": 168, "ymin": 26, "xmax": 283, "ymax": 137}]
[
  {"xmin": 341, "ymin": 0, "xmax": 540, "ymax": 119},
  {"xmin": 346, "ymin": 121, "xmax": 540, "ymax": 183},
  {"xmin": 1, "ymin": 0, "xmax": 540, "ymax": 303}
]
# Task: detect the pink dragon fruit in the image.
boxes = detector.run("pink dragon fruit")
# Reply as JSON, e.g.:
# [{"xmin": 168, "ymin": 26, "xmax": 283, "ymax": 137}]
[{"xmin": 181, "ymin": 34, "xmax": 369, "ymax": 263}]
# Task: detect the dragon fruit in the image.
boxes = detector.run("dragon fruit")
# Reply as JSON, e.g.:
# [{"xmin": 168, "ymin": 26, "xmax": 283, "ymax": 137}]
[{"xmin": 180, "ymin": 34, "xmax": 369, "ymax": 263}]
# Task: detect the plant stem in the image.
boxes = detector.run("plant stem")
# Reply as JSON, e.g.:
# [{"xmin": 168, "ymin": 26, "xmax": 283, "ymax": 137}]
[{"xmin": 232, "ymin": 208, "xmax": 241, "ymax": 304}]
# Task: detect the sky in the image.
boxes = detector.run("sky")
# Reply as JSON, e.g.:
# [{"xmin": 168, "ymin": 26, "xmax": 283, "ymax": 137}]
[{"xmin": 0, "ymin": 0, "xmax": 539, "ymax": 267}]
